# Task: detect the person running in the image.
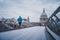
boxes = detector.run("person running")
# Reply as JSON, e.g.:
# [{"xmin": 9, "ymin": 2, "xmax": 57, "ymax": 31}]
[{"xmin": 17, "ymin": 16, "xmax": 23, "ymax": 28}]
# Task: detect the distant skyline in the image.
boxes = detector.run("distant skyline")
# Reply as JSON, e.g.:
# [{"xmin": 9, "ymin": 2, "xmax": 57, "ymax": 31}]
[{"xmin": 0, "ymin": 0, "xmax": 60, "ymax": 22}]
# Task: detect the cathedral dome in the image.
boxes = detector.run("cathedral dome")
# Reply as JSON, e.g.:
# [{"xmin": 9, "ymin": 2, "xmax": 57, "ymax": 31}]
[
  {"xmin": 40, "ymin": 8, "xmax": 48, "ymax": 26},
  {"xmin": 40, "ymin": 8, "xmax": 47, "ymax": 18},
  {"xmin": 41, "ymin": 12, "xmax": 47, "ymax": 18}
]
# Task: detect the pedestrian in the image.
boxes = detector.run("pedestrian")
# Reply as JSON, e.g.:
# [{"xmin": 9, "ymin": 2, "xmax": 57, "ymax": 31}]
[{"xmin": 17, "ymin": 16, "xmax": 23, "ymax": 28}]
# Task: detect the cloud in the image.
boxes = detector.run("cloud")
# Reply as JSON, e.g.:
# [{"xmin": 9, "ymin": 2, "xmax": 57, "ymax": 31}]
[
  {"xmin": 0, "ymin": 0, "xmax": 60, "ymax": 22},
  {"xmin": 38, "ymin": 0, "xmax": 60, "ymax": 4}
]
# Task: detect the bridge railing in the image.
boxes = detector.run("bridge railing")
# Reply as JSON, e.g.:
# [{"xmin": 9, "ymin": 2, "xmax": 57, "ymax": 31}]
[{"xmin": 46, "ymin": 6, "xmax": 60, "ymax": 35}]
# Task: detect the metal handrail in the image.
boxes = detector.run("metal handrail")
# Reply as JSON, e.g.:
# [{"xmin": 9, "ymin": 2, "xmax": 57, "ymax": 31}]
[{"xmin": 46, "ymin": 6, "xmax": 60, "ymax": 35}]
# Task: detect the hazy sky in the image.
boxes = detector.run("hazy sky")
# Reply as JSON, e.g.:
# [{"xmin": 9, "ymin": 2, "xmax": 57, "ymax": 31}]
[{"xmin": 0, "ymin": 0, "xmax": 60, "ymax": 22}]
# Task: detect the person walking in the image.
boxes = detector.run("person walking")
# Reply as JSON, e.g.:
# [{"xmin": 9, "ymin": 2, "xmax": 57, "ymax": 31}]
[{"xmin": 17, "ymin": 16, "xmax": 23, "ymax": 28}]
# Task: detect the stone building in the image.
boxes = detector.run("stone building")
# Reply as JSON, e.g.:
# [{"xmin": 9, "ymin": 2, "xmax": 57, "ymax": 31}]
[{"xmin": 40, "ymin": 8, "xmax": 48, "ymax": 26}]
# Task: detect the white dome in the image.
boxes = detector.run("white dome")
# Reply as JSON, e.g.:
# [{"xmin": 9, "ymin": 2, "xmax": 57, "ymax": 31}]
[
  {"xmin": 41, "ymin": 13, "xmax": 47, "ymax": 18},
  {"xmin": 40, "ymin": 8, "xmax": 47, "ymax": 18}
]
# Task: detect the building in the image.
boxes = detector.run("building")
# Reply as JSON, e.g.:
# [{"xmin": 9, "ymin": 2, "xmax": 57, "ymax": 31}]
[
  {"xmin": 40, "ymin": 8, "xmax": 48, "ymax": 26},
  {"xmin": 27, "ymin": 16, "xmax": 29, "ymax": 22}
]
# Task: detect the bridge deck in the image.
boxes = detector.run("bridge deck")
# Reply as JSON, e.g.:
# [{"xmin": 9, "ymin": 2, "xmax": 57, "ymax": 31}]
[{"xmin": 0, "ymin": 26, "xmax": 47, "ymax": 40}]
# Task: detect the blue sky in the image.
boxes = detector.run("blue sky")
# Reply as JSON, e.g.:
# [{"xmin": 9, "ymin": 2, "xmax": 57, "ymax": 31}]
[{"xmin": 0, "ymin": 0, "xmax": 60, "ymax": 22}]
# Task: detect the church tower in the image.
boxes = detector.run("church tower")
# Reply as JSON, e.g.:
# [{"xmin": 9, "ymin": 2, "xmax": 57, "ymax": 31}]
[
  {"xmin": 40, "ymin": 8, "xmax": 48, "ymax": 26},
  {"xmin": 27, "ymin": 16, "xmax": 29, "ymax": 22}
]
